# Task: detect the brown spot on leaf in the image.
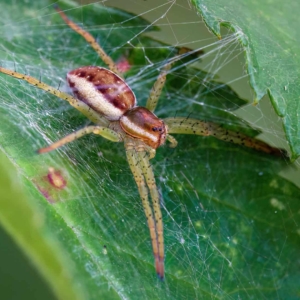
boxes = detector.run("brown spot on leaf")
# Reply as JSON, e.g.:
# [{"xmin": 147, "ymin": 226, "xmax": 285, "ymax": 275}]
[
  {"xmin": 33, "ymin": 167, "xmax": 69, "ymax": 204},
  {"xmin": 37, "ymin": 185, "xmax": 55, "ymax": 203},
  {"xmin": 47, "ymin": 167, "xmax": 67, "ymax": 189}
]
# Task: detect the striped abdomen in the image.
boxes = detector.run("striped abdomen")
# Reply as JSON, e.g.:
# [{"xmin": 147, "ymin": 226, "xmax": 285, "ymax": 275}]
[{"xmin": 67, "ymin": 66, "xmax": 136, "ymax": 120}]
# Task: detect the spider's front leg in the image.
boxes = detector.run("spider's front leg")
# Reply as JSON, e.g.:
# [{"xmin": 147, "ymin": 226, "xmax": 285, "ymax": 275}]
[
  {"xmin": 165, "ymin": 117, "xmax": 286, "ymax": 156},
  {"xmin": 125, "ymin": 138, "xmax": 164, "ymax": 279},
  {"xmin": 137, "ymin": 149, "xmax": 165, "ymax": 278}
]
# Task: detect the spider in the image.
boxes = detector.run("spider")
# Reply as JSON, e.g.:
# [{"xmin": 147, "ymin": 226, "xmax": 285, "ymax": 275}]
[{"xmin": 0, "ymin": 6, "xmax": 284, "ymax": 280}]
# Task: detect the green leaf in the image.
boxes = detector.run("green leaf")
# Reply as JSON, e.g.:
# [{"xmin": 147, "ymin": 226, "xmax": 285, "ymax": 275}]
[
  {"xmin": 0, "ymin": 0, "xmax": 299, "ymax": 299},
  {"xmin": 0, "ymin": 153, "xmax": 85, "ymax": 300},
  {"xmin": 191, "ymin": 0, "xmax": 300, "ymax": 159}
]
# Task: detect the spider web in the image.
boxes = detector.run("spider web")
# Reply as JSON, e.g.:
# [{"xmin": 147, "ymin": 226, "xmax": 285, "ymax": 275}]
[{"xmin": 0, "ymin": 0, "xmax": 299, "ymax": 299}]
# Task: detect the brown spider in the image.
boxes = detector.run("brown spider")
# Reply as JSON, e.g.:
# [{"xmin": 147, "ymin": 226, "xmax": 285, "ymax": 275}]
[{"xmin": 0, "ymin": 6, "xmax": 284, "ymax": 279}]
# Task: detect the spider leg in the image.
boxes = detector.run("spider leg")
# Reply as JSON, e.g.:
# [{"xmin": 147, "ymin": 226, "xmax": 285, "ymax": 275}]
[
  {"xmin": 166, "ymin": 134, "xmax": 178, "ymax": 148},
  {"xmin": 165, "ymin": 117, "xmax": 286, "ymax": 156},
  {"xmin": 145, "ymin": 60, "xmax": 173, "ymax": 113},
  {"xmin": 137, "ymin": 150, "xmax": 165, "ymax": 280},
  {"xmin": 38, "ymin": 125, "xmax": 120, "ymax": 154},
  {"xmin": 146, "ymin": 48, "xmax": 192, "ymax": 113},
  {"xmin": 0, "ymin": 66, "xmax": 108, "ymax": 126},
  {"xmin": 55, "ymin": 5, "xmax": 122, "ymax": 77},
  {"xmin": 125, "ymin": 139, "xmax": 163, "ymax": 279}
]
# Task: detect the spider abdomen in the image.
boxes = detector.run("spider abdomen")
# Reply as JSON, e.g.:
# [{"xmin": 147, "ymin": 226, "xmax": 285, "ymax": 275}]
[
  {"xmin": 67, "ymin": 66, "xmax": 136, "ymax": 120},
  {"xmin": 120, "ymin": 107, "xmax": 167, "ymax": 149}
]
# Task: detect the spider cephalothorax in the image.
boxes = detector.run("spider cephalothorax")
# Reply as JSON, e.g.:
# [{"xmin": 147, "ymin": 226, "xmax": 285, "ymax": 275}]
[
  {"xmin": 67, "ymin": 66, "xmax": 167, "ymax": 149},
  {"xmin": 0, "ymin": 6, "xmax": 284, "ymax": 280},
  {"xmin": 120, "ymin": 107, "xmax": 167, "ymax": 149}
]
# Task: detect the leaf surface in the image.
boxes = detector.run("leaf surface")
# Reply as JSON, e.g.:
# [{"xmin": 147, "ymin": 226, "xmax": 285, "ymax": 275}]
[
  {"xmin": 0, "ymin": 1, "xmax": 299, "ymax": 299},
  {"xmin": 192, "ymin": 0, "xmax": 300, "ymax": 158}
]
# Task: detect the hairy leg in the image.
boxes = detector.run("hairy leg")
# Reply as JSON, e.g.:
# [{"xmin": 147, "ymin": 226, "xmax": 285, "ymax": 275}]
[
  {"xmin": 146, "ymin": 48, "xmax": 194, "ymax": 112},
  {"xmin": 0, "ymin": 66, "xmax": 108, "ymax": 126},
  {"xmin": 165, "ymin": 117, "xmax": 286, "ymax": 156},
  {"xmin": 38, "ymin": 125, "xmax": 120, "ymax": 154},
  {"xmin": 55, "ymin": 5, "xmax": 122, "ymax": 77},
  {"xmin": 125, "ymin": 139, "xmax": 163, "ymax": 279},
  {"xmin": 138, "ymin": 150, "xmax": 165, "ymax": 279}
]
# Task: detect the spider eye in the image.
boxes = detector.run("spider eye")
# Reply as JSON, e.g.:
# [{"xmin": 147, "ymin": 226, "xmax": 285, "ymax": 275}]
[{"xmin": 152, "ymin": 127, "xmax": 157, "ymax": 132}]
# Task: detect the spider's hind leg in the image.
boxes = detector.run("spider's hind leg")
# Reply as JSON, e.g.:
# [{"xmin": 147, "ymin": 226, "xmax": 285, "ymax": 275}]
[{"xmin": 55, "ymin": 5, "xmax": 122, "ymax": 77}]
